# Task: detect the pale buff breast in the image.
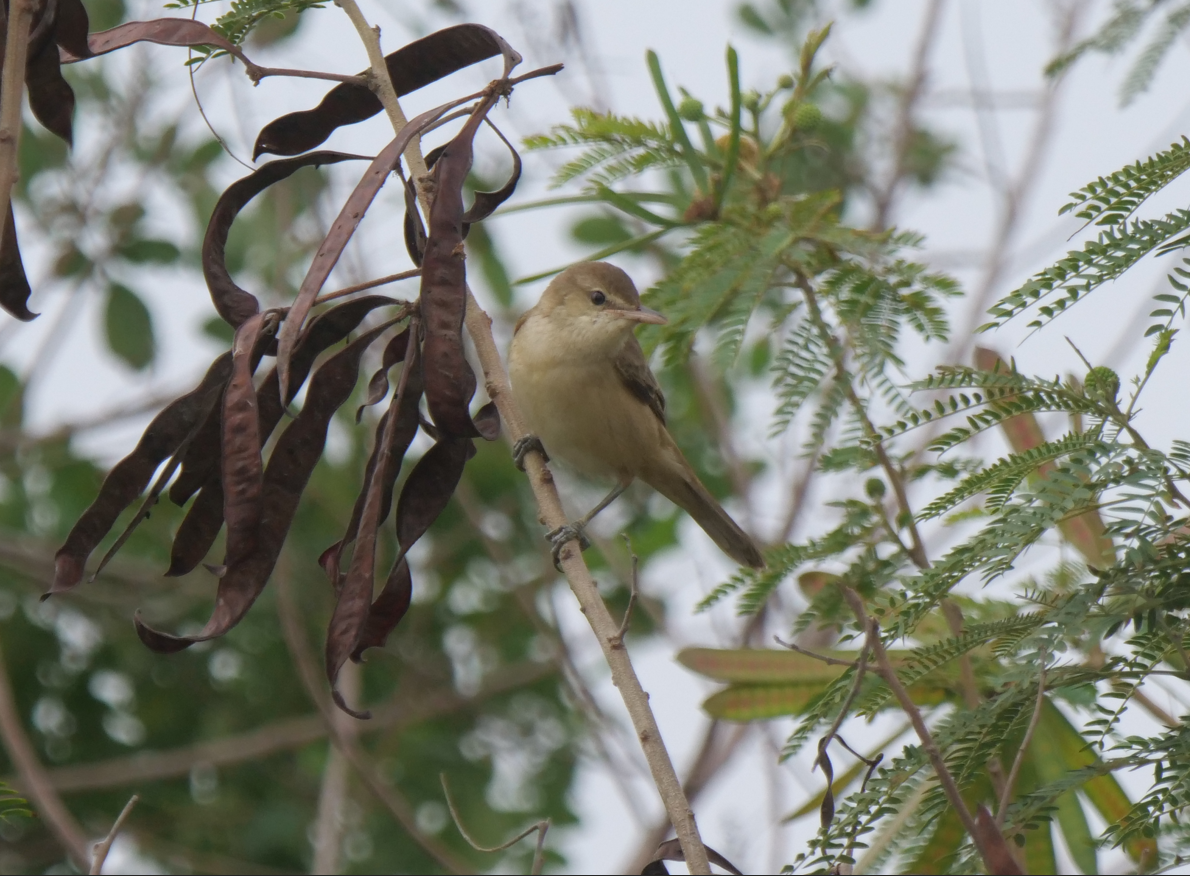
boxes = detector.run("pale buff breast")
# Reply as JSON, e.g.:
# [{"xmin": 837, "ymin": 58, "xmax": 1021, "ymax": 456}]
[{"xmin": 509, "ymin": 315, "xmax": 663, "ymax": 482}]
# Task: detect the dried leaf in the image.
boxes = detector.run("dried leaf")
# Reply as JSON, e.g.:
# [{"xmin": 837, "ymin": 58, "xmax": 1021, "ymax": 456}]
[
  {"xmin": 26, "ymin": 33, "xmax": 75, "ymax": 144},
  {"xmin": 816, "ymin": 739, "xmax": 835, "ymax": 829},
  {"xmin": 394, "ymin": 436, "xmax": 474, "ymax": 561},
  {"xmin": 644, "ymin": 839, "xmax": 743, "ymax": 876},
  {"xmin": 356, "ymin": 325, "xmax": 410, "ymax": 422},
  {"xmin": 252, "ymin": 23, "xmax": 517, "ymax": 159},
  {"xmin": 349, "ymin": 555, "xmax": 411, "ymax": 661},
  {"xmin": 50, "ymin": 352, "xmax": 234, "ymax": 594},
  {"xmin": 323, "ymin": 321, "xmax": 422, "ymax": 584},
  {"xmin": 0, "ymin": 206, "xmax": 35, "ymax": 321},
  {"xmin": 401, "ymin": 174, "xmax": 426, "ymax": 267},
  {"xmin": 52, "ymin": 0, "xmax": 90, "ymax": 59},
  {"xmin": 58, "ymin": 18, "xmax": 247, "ymax": 63},
  {"xmin": 472, "ymin": 400, "xmax": 500, "ymax": 441},
  {"xmin": 418, "ymin": 107, "xmax": 489, "ymax": 438},
  {"xmin": 325, "ymin": 330, "xmax": 425, "ymax": 711},
  {"xmin": 166, "ymin": 296, "xmax": 401, "ymax": 577},
  {"xmin": 137, "ymin": 322, "xmax": 393, "ymax": 652},
  {"xmin": 460, "ymin": 120, "xmax": 522, "ymax": 230},
  {"xmin": 220, "ymin": 313, "xmax": 270, "ymax": 568},
  {"xmin": 204, "ymin": 152, "xmax": 366, "ymax": 328}
]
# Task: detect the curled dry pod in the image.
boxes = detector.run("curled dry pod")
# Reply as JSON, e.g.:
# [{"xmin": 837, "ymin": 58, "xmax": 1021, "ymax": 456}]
[
  {"xmin": 166, "ymin": 295, "xmax": 402, "ymax": 577},
  {"xmin": 59, "ymin": 18, "xmax": 248, "ymax": 63},
  {"xmin": 137, "ymin": 321, "xmax": 395, "ymax": 653},
  {"xmin": 0, "ymin": 207, "xmax": 35, "ymax": 322},
  {"xmin": 325, "ymin": 327, "xmax": 424, "ymax": 712},
  {"xmin": 220, "ymin": 313, "xmax": 271, "ymax": 568},
  {"xmin": 205, "ymin": 152, "xmax": 367, "ymax": 329},
  {"xmin": 252, "ymin": 24, "xmax": 516, "ymax": 159},
  {"xmin": 51, "ymin": 352, "xmax": 234, "ymax": 595}
]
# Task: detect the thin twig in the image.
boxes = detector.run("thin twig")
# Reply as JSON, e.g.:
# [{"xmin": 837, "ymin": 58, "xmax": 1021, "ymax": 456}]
[
  {"xmin": 90, "ymin": 794, "xmax": 139, "ymax": 875},
  {"xmin": 0, "ymin": 633, "xmax": 90, "ymax": 867},
  {"xmin": 839, "ymin": 586, "xmax": 1003, "ymax": 873},
  {"xmin": 245, "ymin": 64, "xmax": 366, "ymax": 86},
  {"xmin": 0, "ymin": 0, "xmax": 36, "ymax": 225},
  {"xmin": 312, "ymin": 269, "xmax": 421, "ymax": 306},
  {"xmin": 870, "ymin": 0, "xmax": 946, "ymax": 230},
  {"xmin": 774, "ymin": 636, "xmax": 857, "ymax": 668},
  {"xmin": 610, "ymin": 535, "xmax": 640, "ymax": 648},
  {"xmin": 336, "ymin": 8, "xmax": 711, "ymax": 868},
  {"xmin": 996, "ymin": 650, "xmax": 1047, "ymax": 827},
  {"xmin": 441, "ymin": 774, "xmax": 549, "ymax": 875}
]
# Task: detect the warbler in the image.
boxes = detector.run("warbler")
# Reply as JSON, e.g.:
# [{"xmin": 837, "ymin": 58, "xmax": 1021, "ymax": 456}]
[{"xmin": 508, "ymin": 261, "xmax": 764, "ymax": 568}]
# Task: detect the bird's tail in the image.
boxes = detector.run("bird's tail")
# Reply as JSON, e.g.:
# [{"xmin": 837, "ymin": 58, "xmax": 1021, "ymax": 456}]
[{"xmin": 643, "ymin": 442, "xmax": 765, "ymax": 569}]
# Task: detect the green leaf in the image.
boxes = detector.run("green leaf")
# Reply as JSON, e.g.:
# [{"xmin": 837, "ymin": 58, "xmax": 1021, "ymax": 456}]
[
  {"xmin": 105, "ymin": 283, "xmax": 156, "ymax": 370},
  {"xmin": 118, "ymin": 238, "xmax": 181, "ymax": 264},
  {"xmin": 646, "ymin": 50, "xmax": 709, "ymax": 194}
]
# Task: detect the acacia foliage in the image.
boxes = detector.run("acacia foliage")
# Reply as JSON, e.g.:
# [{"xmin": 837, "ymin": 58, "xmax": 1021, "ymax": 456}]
[{"xmin": 529, "ymin": 17, "xmax": 1190, "ymax": 875}]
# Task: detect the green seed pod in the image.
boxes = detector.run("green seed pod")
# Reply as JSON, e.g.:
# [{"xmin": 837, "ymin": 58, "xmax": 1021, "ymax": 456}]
[
  {"xmin": 1085, "ymin": 366, "xmax": 1120, "ymax": 404},
  {"xmin": 742, "ymin": 89, "xmax": 761, "ymax": 112},
  {"xmin": 677, "ymin": 96, "xmax": 705, "ymax": 122},
  {"xmin": 777, "ymin": 74, "xmax": 795, "ymax": 90},
  {"xmin": 865, "ymin": 477, "xmax": 886, "ymax": 500},
  {"xmin": 793, "ymin": 102, "xmax": 822, "ymax": 131}
]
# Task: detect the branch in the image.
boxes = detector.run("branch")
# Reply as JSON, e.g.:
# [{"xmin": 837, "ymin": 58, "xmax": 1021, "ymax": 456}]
[
  {"xmin": 332, "ymin": 7, "xmax": 711, "ymax": 870},
  {"xmin": 0, "ymin": 0, "xmax": 35, "ymax": 226},
  {"xmin": 839, "ymin": 586, "xmax": 1011, "ymax": 874},
  {"xmin": 90, "ymin": 794, "xmax": 138, "ymax": 875},
  {"xmin": 0, "ymin": 632, "xmax": 91, "ymax": 868}
]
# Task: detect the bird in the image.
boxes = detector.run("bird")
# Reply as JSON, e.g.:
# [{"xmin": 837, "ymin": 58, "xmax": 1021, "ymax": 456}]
[{"xmin": 507, "ymin": 261, "xmax": 765, "ymax": 569}]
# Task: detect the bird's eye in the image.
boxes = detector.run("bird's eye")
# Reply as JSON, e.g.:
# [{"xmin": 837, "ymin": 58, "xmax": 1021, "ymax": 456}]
[{"xmin": 590, "ymin": 291, "xmax": 607, "ymax": 306}]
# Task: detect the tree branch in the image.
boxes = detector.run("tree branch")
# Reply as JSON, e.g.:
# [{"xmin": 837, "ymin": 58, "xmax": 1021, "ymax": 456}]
[
  {"xmin": 330, "ymin": 5, "xmax": 711, "ymax": 869},
  {"xmin": 996, "ymin": 651, "xmax": 1046, "ymax": 827}
]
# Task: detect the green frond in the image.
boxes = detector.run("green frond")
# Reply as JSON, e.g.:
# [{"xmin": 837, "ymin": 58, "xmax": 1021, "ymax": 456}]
[
  {"xmin": 772, "ymin": 319, "xmax": 831, "ymax": 431},
  {"xmin": 523, "ymin": 108, "xmax": 682, "ymax": 189},
  {"xmin": 919, "ymin": 431, "xmax": 1108, "ymax": 520},
  {"xmin": 1046, "ymin": 2, "xmax": 1150, "ymax": 77},
  {"xmin": 982, "ymin": 208, "xmax": 1190, "ymax": 331},
  {"xmin": 0, "ymin": 781, "xmax": 30, "ymax": 822},
  {"xmin": 1060, "ymin": 137, "xmax": 1190, "ymax": 227},
  {"xmin": 206, "ymin": 0, "xmax": 326, "ymax": 46},
  {"xmin": 1120, "ymin": 3, "xmax": 1190, "ymax": 105}
]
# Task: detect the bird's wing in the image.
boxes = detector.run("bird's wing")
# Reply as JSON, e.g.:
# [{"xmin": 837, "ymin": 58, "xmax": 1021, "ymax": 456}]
[{"xmin": 614, "ymin": 336, "xmax": 666, "ymax": 426}]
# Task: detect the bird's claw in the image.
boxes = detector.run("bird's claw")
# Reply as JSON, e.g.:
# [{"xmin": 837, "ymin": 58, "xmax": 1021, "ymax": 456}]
[
  {"xmin": 513, "ymin": 434, "xmax": 548, "ymax": 471},
  {"xmin": 547, "ymin": 522, "xmax": 590, "ymax": 571}
]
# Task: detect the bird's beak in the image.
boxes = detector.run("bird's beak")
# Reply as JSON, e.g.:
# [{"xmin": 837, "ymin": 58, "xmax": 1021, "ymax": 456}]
[{"xmin": 611, "ymin": 305, "xmax": 667, "ymax": 325}]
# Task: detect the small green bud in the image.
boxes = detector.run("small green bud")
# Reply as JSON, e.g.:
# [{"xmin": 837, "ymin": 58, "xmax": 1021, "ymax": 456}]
[
  {"xmin": 792, "ymin": 102, "xmax": 822, "ymax": 131},
  {"xmin": 1085, "ymin": 366, "xmax": 1120, "ymax": 404},
  {"xmin": 677, "ymin": 96, "xmax": 704, "ymax": 122},
  {"xmin": 865, "ymin": 478, "xmax": 886, "ymax": 500},
  {"xmin": 777, "ymin": 73, "xmax": 795, "ymax": 90},
  {"xmin": 742, "ymin": 89, "xmax": 761, "ymax": 112}
]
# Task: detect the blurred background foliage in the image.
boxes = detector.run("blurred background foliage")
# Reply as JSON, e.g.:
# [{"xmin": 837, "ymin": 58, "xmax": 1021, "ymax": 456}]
[{"xmin": 3, "ymin": 0, "xmax": 1187, "ymax": 873}]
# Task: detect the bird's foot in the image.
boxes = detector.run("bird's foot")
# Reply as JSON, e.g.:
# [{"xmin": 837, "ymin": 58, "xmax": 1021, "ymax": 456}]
[
  {"xmin": 547, "ymin": 522, "xmax": 591, "ymax": 571},
  {"xmin": 512, "ymin": 434, "xmax": 548, "ymax": 472}
]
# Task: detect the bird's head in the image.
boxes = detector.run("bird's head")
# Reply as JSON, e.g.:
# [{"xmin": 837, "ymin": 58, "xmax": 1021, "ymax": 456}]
[{"xmin": 530, "ymin": 262, "xmax": 666, "ymax": 353}]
